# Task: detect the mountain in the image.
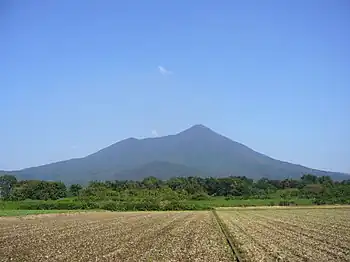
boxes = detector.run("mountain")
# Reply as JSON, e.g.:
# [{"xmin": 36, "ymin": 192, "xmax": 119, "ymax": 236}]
[
  {"xmin": 115, "ymin": 161, "xmax": 205, "ymax": 181},
  {"xmin": 2, "ymin": 124, "xmax": 349, "ymax": 184}
]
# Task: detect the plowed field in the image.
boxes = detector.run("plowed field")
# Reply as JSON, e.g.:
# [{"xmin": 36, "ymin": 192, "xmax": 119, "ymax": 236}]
[
  {"xmin": 0, "ymin": 211, "xmax": 232, "ymax": 262},
  {"xmin": 1, "ymin": 207, "xmax": 350, "ymax": 262},
  {"xmin": 217, "ymin": 207, "xmax": 350, "ymax": 261}
]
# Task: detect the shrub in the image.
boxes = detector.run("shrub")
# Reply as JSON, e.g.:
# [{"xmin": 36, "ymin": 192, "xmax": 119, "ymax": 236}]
[
  {"xmin": 278, "ymin": 200, "xmax": 291, "ymax": 206},
  {"xmin": 191, "ymin": 192, "xmax": 210, "ymax": 201},
  {"xmin": 312, "ymin": 199, "xmax": 326, "ymax": 205}
]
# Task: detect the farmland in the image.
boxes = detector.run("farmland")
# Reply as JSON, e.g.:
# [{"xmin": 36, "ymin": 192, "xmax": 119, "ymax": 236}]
[
  {"xmin": 1, "ymin": 207, "xmax": 350, "ymax": 262},
  {"xmin": 0, "ymin": 211, "xmax": 232, "ymax": 262},
  {"xmin": 217, "ymin": 207, "xmax": 350, "ymax": 261}
]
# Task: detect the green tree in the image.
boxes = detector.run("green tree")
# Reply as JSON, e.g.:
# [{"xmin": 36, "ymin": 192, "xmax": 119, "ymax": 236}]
[
  {"xmin": 317, "ymin": 176, "xmax": 333, "ymax": 186},
  {"xmin": 142, "ymin": 176, "xmax": 162, "ymax": 189},
  {"xmin": 69, "ymin": 184, "xmax": 83, "ymax": 196},
  {"xmin": 301, "ymin": 174, "xmax": 318, "ymax": 184},
  {"xmin": 0, "ymin": 175, "xmax": 17, "ymax": 199}
]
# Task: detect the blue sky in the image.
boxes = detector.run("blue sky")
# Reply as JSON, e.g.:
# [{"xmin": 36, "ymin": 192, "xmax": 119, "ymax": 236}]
[{"xmin": 1, "ymin": 1, "xmax": 349, "ymax": 173}]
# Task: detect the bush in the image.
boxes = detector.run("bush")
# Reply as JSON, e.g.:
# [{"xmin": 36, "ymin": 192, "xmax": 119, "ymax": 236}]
[
  {"xmin": 191, "ymin": 192, "xmax": 210, "ymax": 201},
  {"xmin": 268, "ymin": 201, "xmax": 275, "ymax": 206},
  {"xmin": 99, "ymin": 201, "xmax": 121, "ymax": 211},
  {"xmin": 313, "ymin": 199, "xmax": 325, "ymax": 205},
  {"xmin": 5, "ymin": 200, "xmax": 99, "ymax": 210},
  {"xmin": 278, "ymin": 200, "xmax": 296, "ymax": 206}
]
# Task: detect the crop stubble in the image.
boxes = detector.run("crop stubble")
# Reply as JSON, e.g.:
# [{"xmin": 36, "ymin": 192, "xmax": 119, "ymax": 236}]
[
  {"xmin": 217, "ymin": 207, "xmax": 350, "ymax": 262},
  {"xmin": 0, "ymin": 211, "xmax": 232, "ymax": 262}
]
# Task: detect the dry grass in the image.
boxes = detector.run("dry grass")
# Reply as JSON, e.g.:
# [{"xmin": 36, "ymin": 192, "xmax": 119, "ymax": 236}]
[
  {"xmin": 0, "ymin": 211, "xmax": 232, "ymax": 262},
  {"xmin": 217, "ymin": 207, "xmax": 350, "ymax": 262},
  {"xmin": 216, "ymin": 204, "xmax": 350, "ymax": 210}
]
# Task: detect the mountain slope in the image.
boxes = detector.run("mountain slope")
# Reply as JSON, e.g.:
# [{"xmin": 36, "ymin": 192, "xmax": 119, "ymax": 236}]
[
  {"xmin": 4, "ymin": 124, "xmax": 349, "ymax": 183},
  {"xmin": 115, "ymin": 161, "xmax": 205, "ymax": 181}
]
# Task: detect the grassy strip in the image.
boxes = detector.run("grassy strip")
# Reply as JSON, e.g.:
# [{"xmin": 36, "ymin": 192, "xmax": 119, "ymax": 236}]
[
  {"xmin": 0, "ymin": 209, "xmax": 79, "ymax": 217},
  {"xmin": 188, "ymin": 197, "xmax": 313, "ymax": 207},
  {"xmin": 0, "ymin": 198, "xmax": 336, "ymax": 213},
  {"xmin": 0, "ymin": 200, "xmax": 213, "ymax": 211},
  {"xmin": 215, "ymin": 204, "xmax": 350, "ymax": 211},
  {"xmin": 212, "ymin": 210, "xmax": 243, "ymax": 262}
]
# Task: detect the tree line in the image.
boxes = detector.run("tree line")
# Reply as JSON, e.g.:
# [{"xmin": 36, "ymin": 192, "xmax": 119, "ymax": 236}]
[{"xmin": 1, "ymin": 174, "xmax": 350, "ymax": 205}]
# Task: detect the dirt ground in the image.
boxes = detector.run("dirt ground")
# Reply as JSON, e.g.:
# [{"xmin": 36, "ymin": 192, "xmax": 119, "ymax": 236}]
[{"xmin": 0, "ymin": 211, "xmax": 232, "ymax": 262}]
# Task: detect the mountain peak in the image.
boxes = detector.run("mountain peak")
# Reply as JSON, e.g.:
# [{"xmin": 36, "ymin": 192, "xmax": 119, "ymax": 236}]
[
  {"xmin": 190, "ymin": 124, "xmax": 209, "ymax": 129},
  {"xmin": 185, "ymin": 124, "xmax": 213, "ymax": 132},
  {"xmin": 177, "ymin": 124, "xmax": 214, "ymax": 135},
  {"xmin": 174, "ymin": 124, "xmax": 221, "ymax": 140}
]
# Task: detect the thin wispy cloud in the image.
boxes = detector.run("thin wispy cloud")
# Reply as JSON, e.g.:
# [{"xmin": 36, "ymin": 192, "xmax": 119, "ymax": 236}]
[
  {"xmin": 151, "ymin": 129, "xmax": 159, "ymax": 137},
  {"xmin": 158, "ymin": 66, "xmax": 173, "ymax": 75}
]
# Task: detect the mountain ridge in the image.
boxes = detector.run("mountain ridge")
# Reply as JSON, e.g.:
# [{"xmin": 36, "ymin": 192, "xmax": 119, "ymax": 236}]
[{"xmin": 1, "ymin": 125, "xmax": 349, "ymax": 183}]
